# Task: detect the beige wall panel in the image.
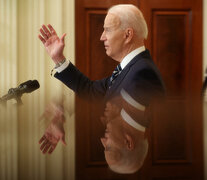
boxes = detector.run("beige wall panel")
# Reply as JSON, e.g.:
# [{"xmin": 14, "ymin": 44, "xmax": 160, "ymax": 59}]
[
  {"xmin": 0, "ymin": 0, "xmax": 75, "ymax": 179},
  {"xmin": 0, "ymin": 0, "xmax": 18, "ymax": 179}
]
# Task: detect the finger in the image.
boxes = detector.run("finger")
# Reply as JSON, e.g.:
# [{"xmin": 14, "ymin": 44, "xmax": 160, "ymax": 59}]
[
  {"xmin": 43, "ymin": 143, "xmax": 51, "ymax": 154},
  {"xmin": 61, "ymin": 135, "xmax": 66, "ymax": 146},
  {"xmin": 60, "ymin": 33, "xmax": 66, "ymax": 42},
  {"xmin": 40, "ymin": 28, "xmax": 48, "ymax": 40},
  {"xmin": 40, "ymin": 139, "xmax": 49, "ymax": 150},
  {"xmin": 48, "ymin": 147, "xmax": 54, "ymax": 154},
  {"xmin": 38, "ymin": 35, "xmax": 46, "ymax": 44},
  {"xmin": 40, "ymin": 143, "xmax": 46, "ymax": 151},
  {"xmin": 47, "ymin": 24, "xmax": 57, "ymax": 35},
  {"xmin": 42, "ymin": 24, "xmax": 51, "ymax": 37},
  {"xmin": 40, "ymin": 142, "xmax": 46, "ymax": 151},
  {"xmin": 39, "ymin": 135, "xmax": 46, "ymax": 144},
  {"xmin": 48, "ymin": 144, "xmax": 57, "ymax": 154}
]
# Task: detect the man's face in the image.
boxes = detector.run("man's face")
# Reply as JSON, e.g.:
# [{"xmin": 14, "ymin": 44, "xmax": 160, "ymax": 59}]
[
  {"xmin": 101, "ymin": 115, "xmax": 125, "ymax": 165},
  {"xmin": 100, "ymin": 13, "xmax": 126, "ymax": 61}
]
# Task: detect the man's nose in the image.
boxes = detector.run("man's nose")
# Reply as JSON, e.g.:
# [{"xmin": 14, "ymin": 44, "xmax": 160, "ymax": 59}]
[
  {"xmin": 100, "ymin": 31, "xmax": 106, "ymax": 41},
  {"xmin": 100, "ymin": 138, "xmax": 106, "ymax": 148}
]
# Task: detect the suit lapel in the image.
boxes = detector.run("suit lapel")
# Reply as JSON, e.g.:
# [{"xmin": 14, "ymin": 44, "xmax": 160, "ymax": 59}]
[
  {"xmin": 108, "ymin": 65, "xmax": 130, "ymax": 92},
  {"xmin": 105, "ymin": 56, "xmax": 137, "ymax": 98},
  {"xmin": 105, "ymin": 50, "xmax": 150, "ymax": 99}
]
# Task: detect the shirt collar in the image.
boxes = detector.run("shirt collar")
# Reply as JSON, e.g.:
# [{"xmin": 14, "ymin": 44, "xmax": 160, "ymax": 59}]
[{"xmin": 120, "ymin": 46, "xmax": 145, "ymax": 69}]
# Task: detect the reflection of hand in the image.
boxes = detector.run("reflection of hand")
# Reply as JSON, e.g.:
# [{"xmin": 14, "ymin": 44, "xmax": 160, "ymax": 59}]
[
  {"xmin": 38, "ymin": 24, "xmax": 66, "ymax": 63},
  {"xmin": 101, "ymin": 101, "xmax": 120, "ymax": 126},
  {"xmin": 39, "ymin": 103, "xmax": 66, "ymax": 154},
  {"xmin": 104, "ymin": 102, "xmax": 120, "ymax": 119},
  {"xmin": 39, "ymin": 118, "xmax": 66, "ymax": 154}
]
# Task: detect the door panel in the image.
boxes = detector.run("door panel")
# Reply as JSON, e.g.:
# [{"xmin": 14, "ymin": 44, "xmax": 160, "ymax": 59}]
[
  {"xmin": 153, "ymin": 10, "xmax": 191, "ymax": 97},
  {"xmin": 75, "ymin": 0, "xmax": 203, "ymax": 179},
  {"xmin": 140, "ymin": 0, "xmax": 203, "ymax": 179}
]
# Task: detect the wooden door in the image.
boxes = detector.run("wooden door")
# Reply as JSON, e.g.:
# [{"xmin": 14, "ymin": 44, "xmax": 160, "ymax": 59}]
[{"xmin": 75, "ymin": 0, "xmax": 203, "ymax": 179}]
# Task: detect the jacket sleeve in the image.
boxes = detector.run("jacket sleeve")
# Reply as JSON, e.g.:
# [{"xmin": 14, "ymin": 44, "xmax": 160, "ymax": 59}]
[{"xmin": 54, "ymin": 63, "xmax": 109, "ymax": 101}]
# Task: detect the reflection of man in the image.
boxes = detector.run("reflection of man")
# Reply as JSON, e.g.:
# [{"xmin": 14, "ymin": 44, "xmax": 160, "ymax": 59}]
[
  {"xmin": 101, "ymin": 93, "xmax": 149, "ymax": 174},
  {"xmin": 38, "ymin": 4, "xmax": 165, "ymax": 173}
]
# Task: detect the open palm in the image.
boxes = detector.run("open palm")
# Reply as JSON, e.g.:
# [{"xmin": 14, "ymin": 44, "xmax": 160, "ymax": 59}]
[
  {"xmin": 39, "ymin": 102, "xmax": 66, "ymax": 154},
  {"xmin": 39, "ymin": 118, "xmax": 66, "ymax": 154},
  {"xmin": 38, "ymin": 24, "xmax": 66, "ymax": 63}
]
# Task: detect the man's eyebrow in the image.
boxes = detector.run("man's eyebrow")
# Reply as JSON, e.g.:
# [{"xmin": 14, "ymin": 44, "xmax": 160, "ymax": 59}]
[
  {"xmin": 104, "ymin": 24, "xmax": 113, "ymax": 29},
  {"xmin": 103, "ymin": 26, "xmax": 109, "ymax": 29}
]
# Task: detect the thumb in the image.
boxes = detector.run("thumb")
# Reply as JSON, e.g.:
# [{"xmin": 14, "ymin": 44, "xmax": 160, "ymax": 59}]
[
  {"xmin": 60, "ymin": 33, "xmax": 66, "ymax": 42},
  {"xmin": 61, "ymin": 135, "xmax": 67, "ymax": 146}
]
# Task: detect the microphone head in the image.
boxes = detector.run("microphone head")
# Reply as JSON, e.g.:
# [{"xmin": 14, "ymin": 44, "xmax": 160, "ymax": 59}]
[
  {"xmin": 24, "ymin": 80, "xmax": 40, "ymax": 93},
  {"xmin": 18, "ymin": 80, "xmax": 33, "ymax": 88},
  {"xmin": 19, "ymin": 80, "xmax": 40, "ymax": 93}
]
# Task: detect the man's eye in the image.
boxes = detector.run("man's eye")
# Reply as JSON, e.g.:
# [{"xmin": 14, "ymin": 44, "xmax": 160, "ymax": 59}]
[{"xmin": 105, "ymin": 28, "xmax": 111, "ymax": 32}]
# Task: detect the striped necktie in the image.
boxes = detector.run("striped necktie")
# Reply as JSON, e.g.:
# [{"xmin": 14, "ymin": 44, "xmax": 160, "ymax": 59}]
[{"xmin": 109, "ymin": 64, "xmax": 122, "ymax": 88}]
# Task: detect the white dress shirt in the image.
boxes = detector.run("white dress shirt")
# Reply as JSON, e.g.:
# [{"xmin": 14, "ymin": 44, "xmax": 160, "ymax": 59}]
[{"xmin": 120, "ymin": 46, "xmax": 145, "ymax": 70}]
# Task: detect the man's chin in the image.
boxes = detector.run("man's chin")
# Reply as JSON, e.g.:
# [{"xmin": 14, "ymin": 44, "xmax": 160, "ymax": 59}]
[
  {"xmin": 105, "ymin": 152, "xmax": 119, "ymax": 166},
  {"xmin": 105, "ymin": 50, "xmax": 111, "ymax": 57}
]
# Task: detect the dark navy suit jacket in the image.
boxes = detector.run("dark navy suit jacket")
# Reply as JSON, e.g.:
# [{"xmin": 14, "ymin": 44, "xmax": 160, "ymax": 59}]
[
  {"xmin": 54, "ymin": 49, "xmax": 165, "ymax": 104},
  {"xmin": 54, "ymin": 49, "xmax": 165, "ymax": 127}
]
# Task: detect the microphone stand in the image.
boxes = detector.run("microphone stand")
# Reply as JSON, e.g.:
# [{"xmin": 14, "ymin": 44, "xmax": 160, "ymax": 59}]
[
  {"xmin": 14, "ymin": 96, "xmax": 23, "ymax": 105},
  {"xmin": 0, "ymin": 90, "xmax": 23, "ymax": 106}
]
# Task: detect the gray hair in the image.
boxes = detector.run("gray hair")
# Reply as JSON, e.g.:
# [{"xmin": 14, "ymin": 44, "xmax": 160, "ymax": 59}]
[
  {"xmin": 109, "ymin": 137, "xmax": 148, "ymax": 174},
  {"xmin": 108, "ymin": 4, "xmax": 148, "ymax": 40}
]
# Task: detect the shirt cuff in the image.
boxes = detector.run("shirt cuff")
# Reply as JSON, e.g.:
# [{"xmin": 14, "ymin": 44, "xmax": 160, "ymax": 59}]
[{"xmin": 55, "ymin": 60, "xmax": 70, "ymax": 73}]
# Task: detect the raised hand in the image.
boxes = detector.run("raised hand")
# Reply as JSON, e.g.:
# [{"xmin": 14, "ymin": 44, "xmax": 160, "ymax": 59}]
[{"xmin": 38, "ymin": 24, "xmax": 66, "ymax": 64}]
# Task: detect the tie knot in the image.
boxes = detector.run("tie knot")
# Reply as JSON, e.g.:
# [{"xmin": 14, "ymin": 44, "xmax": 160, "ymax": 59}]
[
  {"xmin": 113, "ymin": 64, "xmax": 122, "ymax": 75},
  {"xmin": 109, "ymin": 64, "xmax": 122, "ymax": 88},
  {"xmin": 116, "ymin": 64, "xmax": 122, "ymax": 72}
]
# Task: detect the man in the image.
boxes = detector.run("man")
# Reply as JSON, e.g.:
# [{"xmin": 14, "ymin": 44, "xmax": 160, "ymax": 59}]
[{"xmin": 38, "ymin": 4, "xmax": 165, "ymax": 173}]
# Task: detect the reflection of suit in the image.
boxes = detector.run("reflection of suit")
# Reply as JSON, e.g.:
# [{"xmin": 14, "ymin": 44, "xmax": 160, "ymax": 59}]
[{"xmin": 54, "ymin": 49, "xmax": 165, "ymax": 105}]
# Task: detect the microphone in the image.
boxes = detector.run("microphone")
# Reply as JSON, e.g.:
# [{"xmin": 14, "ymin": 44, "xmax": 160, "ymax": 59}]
[{"xmin": 0, "ymin": 80, "xmax": 40, "ymax": 103}]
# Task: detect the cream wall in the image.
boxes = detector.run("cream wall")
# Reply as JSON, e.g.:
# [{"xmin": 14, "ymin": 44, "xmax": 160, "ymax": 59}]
[
  {"xmin": 0, "ymin": 0, "xmax": 75, "ymax": 180},
  {"xmin": 0, "ymin": 0, "xmax": 18, "ymax": 179}
]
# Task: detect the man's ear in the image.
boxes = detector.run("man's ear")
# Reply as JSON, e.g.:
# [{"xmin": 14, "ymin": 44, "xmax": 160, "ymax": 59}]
[
  {"xmin": 124, "ymin": 133, "xmax": 134, "ymax": 150},
  {"xmin": 124, "ymin": 28, "xmax": 134, "ymax": 43}
]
